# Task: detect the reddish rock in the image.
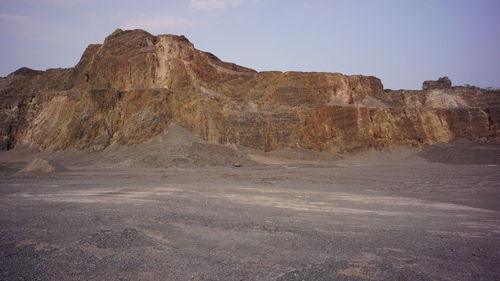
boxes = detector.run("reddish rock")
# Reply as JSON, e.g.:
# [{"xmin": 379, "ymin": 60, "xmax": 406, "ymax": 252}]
[{"xmin": 0, "ymin": 29, "xmax": 499, "ymax": 153}]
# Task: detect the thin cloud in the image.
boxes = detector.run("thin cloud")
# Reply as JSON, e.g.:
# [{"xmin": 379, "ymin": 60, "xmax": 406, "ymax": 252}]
[
  {"xmin": 0, "ymin": 13, "xmax": 73, "ymax": 44},
  {"xmin": 0, "ymin": 13, "xmax": 29, "ymax": 22},
  {"xmin": 122, "ymin": 17, "xmax": 193, "ymax": 34},
  {"xmin": 190, "ymin": 0, "xmax": 226, "ymax": 9},
  {"xmin": 42, "ymin": 0, "xmax": 86, "ymax": 6},
  {"xmin": 190, "ymin": 0, "xmax": 260, "ymax": 10},
  {"xmin": 20, "ymin": 0, "xmax": 88, "ymax": 7},
  {"xmin": 1, "ymin": 0, "xmax": 87, "ymax": 7}
]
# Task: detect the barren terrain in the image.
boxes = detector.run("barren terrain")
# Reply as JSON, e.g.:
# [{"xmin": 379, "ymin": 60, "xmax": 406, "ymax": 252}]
[
  {"xmin": 1, "ymin": 142, "xmax": 499, "ymax": 281},
  {"xmin": 1, "ymin": 28, "xmax": 499, "ymax": 281}
]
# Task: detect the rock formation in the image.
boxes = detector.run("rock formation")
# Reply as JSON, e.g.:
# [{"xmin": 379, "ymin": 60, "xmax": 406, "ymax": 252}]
[
  {"xmin": 1, "ymin": 29, "xmax": 499, "ymax": 153},
  {"xmin": 422, "ymin": 77, "xmax": 452, "ymax": 91}
]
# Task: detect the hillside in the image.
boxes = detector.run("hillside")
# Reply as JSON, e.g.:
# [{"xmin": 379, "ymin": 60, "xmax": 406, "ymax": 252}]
[{"xmin": 1, "ymin": 29, "xmax": 499, "ymax": 153}]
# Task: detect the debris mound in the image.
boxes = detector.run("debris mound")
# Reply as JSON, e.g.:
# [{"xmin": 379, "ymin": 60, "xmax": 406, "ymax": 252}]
[
  {"xmin": 100, "ymin": 124, "xmax": 258, "ymax": 168},
  {"xmin": 15, "ymin": 158, "xmax": 68, "ymax": 175},
  {"xmin": 419, "ymin": 140, "xmax": 500, "ymax": 165}
]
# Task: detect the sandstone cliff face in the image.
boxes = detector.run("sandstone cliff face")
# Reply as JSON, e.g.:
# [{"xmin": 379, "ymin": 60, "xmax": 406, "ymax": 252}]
[{"xmin": 1, "ymin": 29, "xmax": 499, "ymax": 153}]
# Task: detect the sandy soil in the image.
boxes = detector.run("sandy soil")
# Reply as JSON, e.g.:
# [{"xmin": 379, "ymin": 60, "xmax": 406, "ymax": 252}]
[{"xmin": 0, "ymin": 141, "xmax": 499, "ymax": 281}]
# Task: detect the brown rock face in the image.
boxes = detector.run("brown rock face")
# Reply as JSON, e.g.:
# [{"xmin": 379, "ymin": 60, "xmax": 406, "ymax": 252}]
[
  {"xmin": 1, "ymin": 29, "xmax": 499, "ymax": 153},
  {"xmin": 422, "ymin": 77, "xmax": 452, "ymax": 91}
]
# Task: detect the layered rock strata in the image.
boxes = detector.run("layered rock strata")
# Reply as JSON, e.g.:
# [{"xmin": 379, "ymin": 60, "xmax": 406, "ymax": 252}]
[{"xmin": 1, "ymin": 29, "xmax": 499, "ymax": 152}]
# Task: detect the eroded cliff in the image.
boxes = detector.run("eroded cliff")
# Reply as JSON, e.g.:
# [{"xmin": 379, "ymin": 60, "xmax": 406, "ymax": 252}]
[{"xmin": 1, "ymin": 29, "xmax": 499, "ymax": 152}]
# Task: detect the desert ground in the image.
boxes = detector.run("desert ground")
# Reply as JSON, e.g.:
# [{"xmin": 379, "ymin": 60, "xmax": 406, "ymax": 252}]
[{"xmin": 1, "ymin": 134, "xmax": 499, "ymax": 281}]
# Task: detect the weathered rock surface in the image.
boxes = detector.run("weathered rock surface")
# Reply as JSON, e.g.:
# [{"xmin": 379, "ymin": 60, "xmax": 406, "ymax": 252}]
[
  {"xmin": 1, "ymin": 29, "xmax": 499, "ymax": 153},
  {"xmin": 422, "ymin": 77, "xmax": 452, "ymax": 91}
]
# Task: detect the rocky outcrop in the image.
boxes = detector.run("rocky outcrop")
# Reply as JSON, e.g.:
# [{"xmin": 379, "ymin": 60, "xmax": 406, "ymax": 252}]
[
  {"xmin": 1, "ymin": 29, "xmax": 499, "ymax": 153},
  {"xmin": 422, "ymin": 77, "xmax": 452, "ymax": 91}
]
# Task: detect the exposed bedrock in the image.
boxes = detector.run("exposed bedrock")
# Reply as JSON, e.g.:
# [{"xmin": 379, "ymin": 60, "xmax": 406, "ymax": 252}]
[
  {"xmin": 422, "ymin": 77, "xmax": 452, "ymax": 91},
  {"xmin": 1, "ymin": 29, "xmax": 499, "ymax": 152}
]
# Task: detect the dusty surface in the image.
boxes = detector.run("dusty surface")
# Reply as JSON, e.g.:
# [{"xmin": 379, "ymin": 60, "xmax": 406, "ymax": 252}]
[
  {"xmin": 1, "ymin": 28, "xmax": 498, "ymax": 280},
  {"xmin": 419, "ymin": 139, "xmax": 500, "ymax": 165},
  {"xmin": 1, "ymin": 146, "xmax": 499, "ymax": 281}
]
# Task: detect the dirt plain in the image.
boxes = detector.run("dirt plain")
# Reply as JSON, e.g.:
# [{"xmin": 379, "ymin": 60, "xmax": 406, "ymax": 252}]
[
  {"xmin": 1, "ymin": 141, "xmax": 499, "ymax": 281},
  {"xmin": 1, "ymin": 28, "xmax": 499, "ymax": 281}
]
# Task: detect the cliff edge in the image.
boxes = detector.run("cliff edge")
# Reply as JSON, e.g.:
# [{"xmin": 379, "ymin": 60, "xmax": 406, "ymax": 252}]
[{"xmin": 1, "ymin": 29, "xmax": 499, "ymax": 152}]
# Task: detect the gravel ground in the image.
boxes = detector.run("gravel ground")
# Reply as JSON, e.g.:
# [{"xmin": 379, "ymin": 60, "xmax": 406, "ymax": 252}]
[{"xmin": 1, "ymin": 156, "xmax": 499, "ymax": 280}]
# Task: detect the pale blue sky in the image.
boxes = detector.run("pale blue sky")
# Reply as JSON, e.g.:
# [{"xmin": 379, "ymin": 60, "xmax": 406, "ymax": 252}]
[{"xmin": 0, "ymin": 0, "xmax": 499, "ymax": 89}]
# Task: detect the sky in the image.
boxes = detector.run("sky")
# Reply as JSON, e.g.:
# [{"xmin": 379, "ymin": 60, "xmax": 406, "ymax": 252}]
[{"xmin": 0, "ymin": 0, "xmax": 499, "ymax": 90}]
